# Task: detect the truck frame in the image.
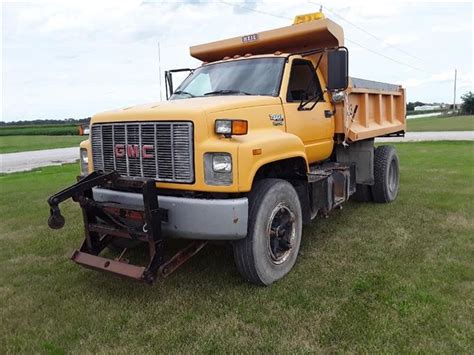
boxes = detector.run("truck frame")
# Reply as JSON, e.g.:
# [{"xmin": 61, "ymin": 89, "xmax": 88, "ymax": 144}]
[{"xmin": 48, "ymin": 13, "xmax": 405, "ymax": 286}]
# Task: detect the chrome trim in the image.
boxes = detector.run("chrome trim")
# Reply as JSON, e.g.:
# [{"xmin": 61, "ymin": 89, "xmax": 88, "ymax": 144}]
[
  {"xmin": 112, "ymin": 125, "xmax": 117, "ymax": 171},
  {"xmin": 91, "ymin": 122, "xmax": 194, "ymax": 183},
  {"xmin": 125, "ymin": 124, "xmax": 130, "ymax": 176},
  {"xmin": 138, "ymin": 124, "xmax": 143, "ymax": 177},
  {"xmin": 100, "ymin": 125, "xmax": 104, "ymax": 171}
]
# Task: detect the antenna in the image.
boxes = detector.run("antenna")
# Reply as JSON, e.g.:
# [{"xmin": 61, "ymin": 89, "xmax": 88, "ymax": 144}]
[
  {"xmin": 158, "ymin": 41, "xmax": 162, "ymax": 101},
  {"xmin": 453, "ymin": 69, "xmax": 457, "ymax": 113}
]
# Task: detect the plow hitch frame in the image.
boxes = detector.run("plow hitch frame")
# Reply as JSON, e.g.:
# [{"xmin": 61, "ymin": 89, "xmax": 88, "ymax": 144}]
[
  {"xmin": 47, "ymin": 171, "xmax": 119, "ymax": 229},
  {"xmin": 47, "ymin": 171, "xmax": 206, "ymax": 284}
]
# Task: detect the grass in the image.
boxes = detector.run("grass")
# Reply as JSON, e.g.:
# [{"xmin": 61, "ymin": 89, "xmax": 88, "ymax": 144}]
[
  {"xmin": 1, "ymin": 141, "xmax": 473, "ymax": 353},
  {"xmin": 407, "ymin": 114, "xmax": 474, "ymax": 132},
  {"xmin": 0, "ymin": 135, "xmax": 85, "ymax": 154},
  {"xmin": 0, "ymin": 124, "xmax": 79, "ymax": 136}
]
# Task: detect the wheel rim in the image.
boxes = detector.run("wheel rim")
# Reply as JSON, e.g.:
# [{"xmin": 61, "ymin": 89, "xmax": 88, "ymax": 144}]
[
  {"xmin": 266, "ymin": 203, "xmax": 296, "ymax": 265},
  {"xmin": 388, "ymin": 158, "xmax": 399, "ymax": 194}
]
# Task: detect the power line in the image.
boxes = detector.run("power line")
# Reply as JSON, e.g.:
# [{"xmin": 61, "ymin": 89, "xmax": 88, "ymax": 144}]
[
  {"xmin": 309, "ymin": 1, "xmax": 423, "ymax": 62},
  {"xmin": 219, "ymin": 0, "xmax": 429, "ymax": 73},
  {"xmin": 345, "ymin": 38, "xmax": 426, "ymax": 73}
]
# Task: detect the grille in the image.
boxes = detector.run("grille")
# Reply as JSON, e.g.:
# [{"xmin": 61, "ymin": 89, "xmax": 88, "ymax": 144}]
[{"xmin": 91, "ymin": 122, "xmax": 194, "ymax": 183}]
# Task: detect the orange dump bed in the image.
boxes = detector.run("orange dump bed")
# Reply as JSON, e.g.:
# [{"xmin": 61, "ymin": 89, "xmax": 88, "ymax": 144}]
[{"xmin": 337, "ymin": 78, "xmax": 406, "ymax": 142}]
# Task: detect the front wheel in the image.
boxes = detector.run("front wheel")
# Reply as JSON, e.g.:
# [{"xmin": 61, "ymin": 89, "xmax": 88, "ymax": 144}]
[{"xmin": 233, "ymin": 179, "xmax": 302, "ymax": 286}]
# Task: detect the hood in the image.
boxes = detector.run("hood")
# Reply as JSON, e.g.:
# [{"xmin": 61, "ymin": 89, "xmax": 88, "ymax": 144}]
[{"xmin": 92, "ymin": 95, "xmax": 282, "ymax": 123}]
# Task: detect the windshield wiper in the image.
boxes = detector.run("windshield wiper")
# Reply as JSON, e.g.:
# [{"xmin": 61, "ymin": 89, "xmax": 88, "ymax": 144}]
[
  {"xmin": 173, "ymin": 90, "xmax": 196, "ymax": 97},
  {"xmin": 204, "ymin": 89, "xmax": 252, "ymax": 96}
]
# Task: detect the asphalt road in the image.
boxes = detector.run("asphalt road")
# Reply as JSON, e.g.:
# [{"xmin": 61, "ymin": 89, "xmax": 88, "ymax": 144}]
[
  {"xmin": 376, "ymin": 131, "xmax": 474, "ymax": 142},
  {"xmin": 0, "ymin": 147, "xmax": 79, "ymax": 174},
  {"xmin": 1, "ymin": 131, "xmax": 473, "ymax": 174}
]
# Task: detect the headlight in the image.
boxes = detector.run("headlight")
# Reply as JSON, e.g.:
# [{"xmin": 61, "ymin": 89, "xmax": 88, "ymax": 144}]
[
  {"xmin": 212, "ymin": 154, "xmax": 232, "ymax": 172},
  {"xmin": 204, "ymin": 153, "xmax": 232, "ymax": 185},
  {"xmin": 80, "ymin": 148, "xmax": 89, "ymax": 176}
]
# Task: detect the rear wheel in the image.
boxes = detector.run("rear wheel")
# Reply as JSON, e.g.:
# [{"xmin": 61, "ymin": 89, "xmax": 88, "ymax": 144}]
[
  {"xmin": 233, "ymin": 179, "xmax": 302, "ymax": 286},
  {"xmin": 372, "ymin": 145, "xmax": 400, "ymax": 203}
]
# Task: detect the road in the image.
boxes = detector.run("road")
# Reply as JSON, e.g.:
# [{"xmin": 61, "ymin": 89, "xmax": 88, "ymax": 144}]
[
  {"xmin": 406, "ymin": 111, "xmax": 447, "ymax": 119},
  {"xmin": 376, "ymin": 131, "xmax": 474, "ymax": 142},
  {"xmin": 0, "ymin": 131, "xmax": 472, "ymax": 174},
  {"xmin": 0, "ymin": 147, "xmax": 79, "ymax": 174}
]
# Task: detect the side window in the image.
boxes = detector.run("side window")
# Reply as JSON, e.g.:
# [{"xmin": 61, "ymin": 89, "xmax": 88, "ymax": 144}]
[{"xmin": 287, "ymin": 60, "xmax": 324, "ymax": 102}]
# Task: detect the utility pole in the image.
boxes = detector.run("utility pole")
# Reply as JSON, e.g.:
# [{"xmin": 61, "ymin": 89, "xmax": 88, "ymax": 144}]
[
  {"xmin": 453, "ymin": 68, "xmax": 457, "ymax": 113},
  {"xmin": 158, "ymin": 41, "xmax": 162, "ymax": 101}
]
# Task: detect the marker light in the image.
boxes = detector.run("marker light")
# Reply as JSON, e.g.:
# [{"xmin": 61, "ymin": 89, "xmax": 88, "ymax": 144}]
[{"xmin": 293, "ymin": 11, "xmax": 325, "ymax": 25}]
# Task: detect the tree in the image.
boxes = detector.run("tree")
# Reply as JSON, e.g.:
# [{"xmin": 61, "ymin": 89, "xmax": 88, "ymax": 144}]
[{"xmin": 461, "ymin": 91, "xmax": 474, "ymax": 114}]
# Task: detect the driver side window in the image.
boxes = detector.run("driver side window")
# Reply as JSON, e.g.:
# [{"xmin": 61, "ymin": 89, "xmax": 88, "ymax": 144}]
[{"xmin": 287, "ymin": 59, "xmax": 323, "ymax": 102}]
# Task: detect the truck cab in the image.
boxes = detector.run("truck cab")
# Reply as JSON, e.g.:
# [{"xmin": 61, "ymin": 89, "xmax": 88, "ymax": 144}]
[
  {"xmin": 49, "ymin": 13, "xmax": 405, "ymax": 286},
  {"xmin": 170, "ymin": 53, "xmax": 336, "ymax": 163}
]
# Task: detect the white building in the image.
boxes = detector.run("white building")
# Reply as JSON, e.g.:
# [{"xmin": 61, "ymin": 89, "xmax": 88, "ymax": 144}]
[{"xmin": 414, "ymin": 105, "xmax": 442, "ymax": 111}]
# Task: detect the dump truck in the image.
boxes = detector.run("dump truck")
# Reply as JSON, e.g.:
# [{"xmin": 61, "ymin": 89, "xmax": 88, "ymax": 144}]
[{"xmin": 47, "ymin": 12, "xmax": 406, "ymax": 286}]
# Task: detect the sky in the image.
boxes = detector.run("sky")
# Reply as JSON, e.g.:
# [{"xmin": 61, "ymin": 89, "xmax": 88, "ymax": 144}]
[{"xmin": 1, "ymin": 0, "xmax": 473, "ymax": 121}]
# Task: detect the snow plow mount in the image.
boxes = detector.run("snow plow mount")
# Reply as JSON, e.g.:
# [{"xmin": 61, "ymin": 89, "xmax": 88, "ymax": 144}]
[{"xmin": 47, "ymin": 171, "xmax": 206, "ymax": 284}]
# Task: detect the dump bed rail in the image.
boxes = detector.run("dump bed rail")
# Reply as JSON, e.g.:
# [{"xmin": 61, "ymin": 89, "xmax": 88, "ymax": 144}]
[{"xmin": 335, "ymin": 77, "xmax": 406, "ymax": 142}]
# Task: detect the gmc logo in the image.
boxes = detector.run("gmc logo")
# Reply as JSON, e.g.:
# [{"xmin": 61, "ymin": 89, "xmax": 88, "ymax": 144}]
[{"xmin": 115, "ymin": 144, "xmax": 154, "ymax": 159}]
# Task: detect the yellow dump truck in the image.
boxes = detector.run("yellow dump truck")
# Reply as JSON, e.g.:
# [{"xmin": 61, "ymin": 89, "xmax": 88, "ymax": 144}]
[{"xmin": 48, "ymin": 13, "xmax": 406, "ymax": 285}]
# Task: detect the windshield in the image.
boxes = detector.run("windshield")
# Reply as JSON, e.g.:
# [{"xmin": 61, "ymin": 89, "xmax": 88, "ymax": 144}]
[{"xmin": 170, "ymin": 57, "xmax": 285, "ymax": 99}]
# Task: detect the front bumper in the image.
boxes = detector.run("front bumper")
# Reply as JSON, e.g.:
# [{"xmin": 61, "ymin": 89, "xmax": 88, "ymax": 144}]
[{"xmin": 92, "ymin": 188, "xmax": 248, "ymax": 240}]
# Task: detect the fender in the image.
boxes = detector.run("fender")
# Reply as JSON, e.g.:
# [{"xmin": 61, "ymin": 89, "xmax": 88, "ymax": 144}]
[{"xmin": 236, "ymin": 129, "xmax": 308, "ymax": 192}]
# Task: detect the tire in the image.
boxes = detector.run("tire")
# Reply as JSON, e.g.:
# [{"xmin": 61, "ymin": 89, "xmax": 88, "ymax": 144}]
[
  {"xmin": 372, "ymin": 145, "xmax": 400, "ymax": 203},
  {"xmin": 233, "ymin": 179, "xmax": 303, "ymax": 286},
  {"xmin": 351, "ymin": 184, "xmax": 373, "ymax": 202}
]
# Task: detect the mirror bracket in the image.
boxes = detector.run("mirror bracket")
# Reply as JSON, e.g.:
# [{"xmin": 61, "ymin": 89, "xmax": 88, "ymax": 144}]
[{"xmin": 165, "ymin": 68, "xmax": 194, "ymax": 100}]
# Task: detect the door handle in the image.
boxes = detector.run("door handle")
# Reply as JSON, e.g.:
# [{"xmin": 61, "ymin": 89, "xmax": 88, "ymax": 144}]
[{"xmin": 324, "ymin": 110, "xmax": 334, "ymax": 118}]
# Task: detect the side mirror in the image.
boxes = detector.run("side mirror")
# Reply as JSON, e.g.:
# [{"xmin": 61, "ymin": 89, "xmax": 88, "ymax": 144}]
[{"xmin": 327, "ymin": 48, "xmax": 349, "ymax": 91}]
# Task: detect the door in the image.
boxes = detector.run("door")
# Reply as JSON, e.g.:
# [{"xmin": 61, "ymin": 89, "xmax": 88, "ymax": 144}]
[{"xmin": 282, "ymin": 58, "xmax": 334, "ymax": 163}]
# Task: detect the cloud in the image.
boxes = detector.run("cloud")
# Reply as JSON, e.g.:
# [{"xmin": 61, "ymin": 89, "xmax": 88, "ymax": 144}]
[
  {"xmin": 382, "ymin": 34, "xmax": 418, "ymax": 47},
  {"xmin": 225, "ymin": 0, "xmax": 258, "ymax": 15},
  {"xmin": 403, "ymin": 70, "xmax": 472, "ymax": 89},
  {"xmin": 2, "ymin": 0, "xmax": 473, "ymax": 120},
  {"xmin": 432, "ymin": 23, "xmax": 472, "ymax": 33}
]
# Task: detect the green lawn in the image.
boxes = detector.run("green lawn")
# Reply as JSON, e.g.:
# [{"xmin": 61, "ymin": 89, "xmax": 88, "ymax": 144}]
[
  {"xmin": 407, "ymin": 114, "xmax": 474, "ymax": 132},
  {"xmin": 1, "ymin": 142, "xmax": 473, "ymax": 353},
  {"xmin": 0, "ymin": 135, "xmax": 85, "ymax": 154}
]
